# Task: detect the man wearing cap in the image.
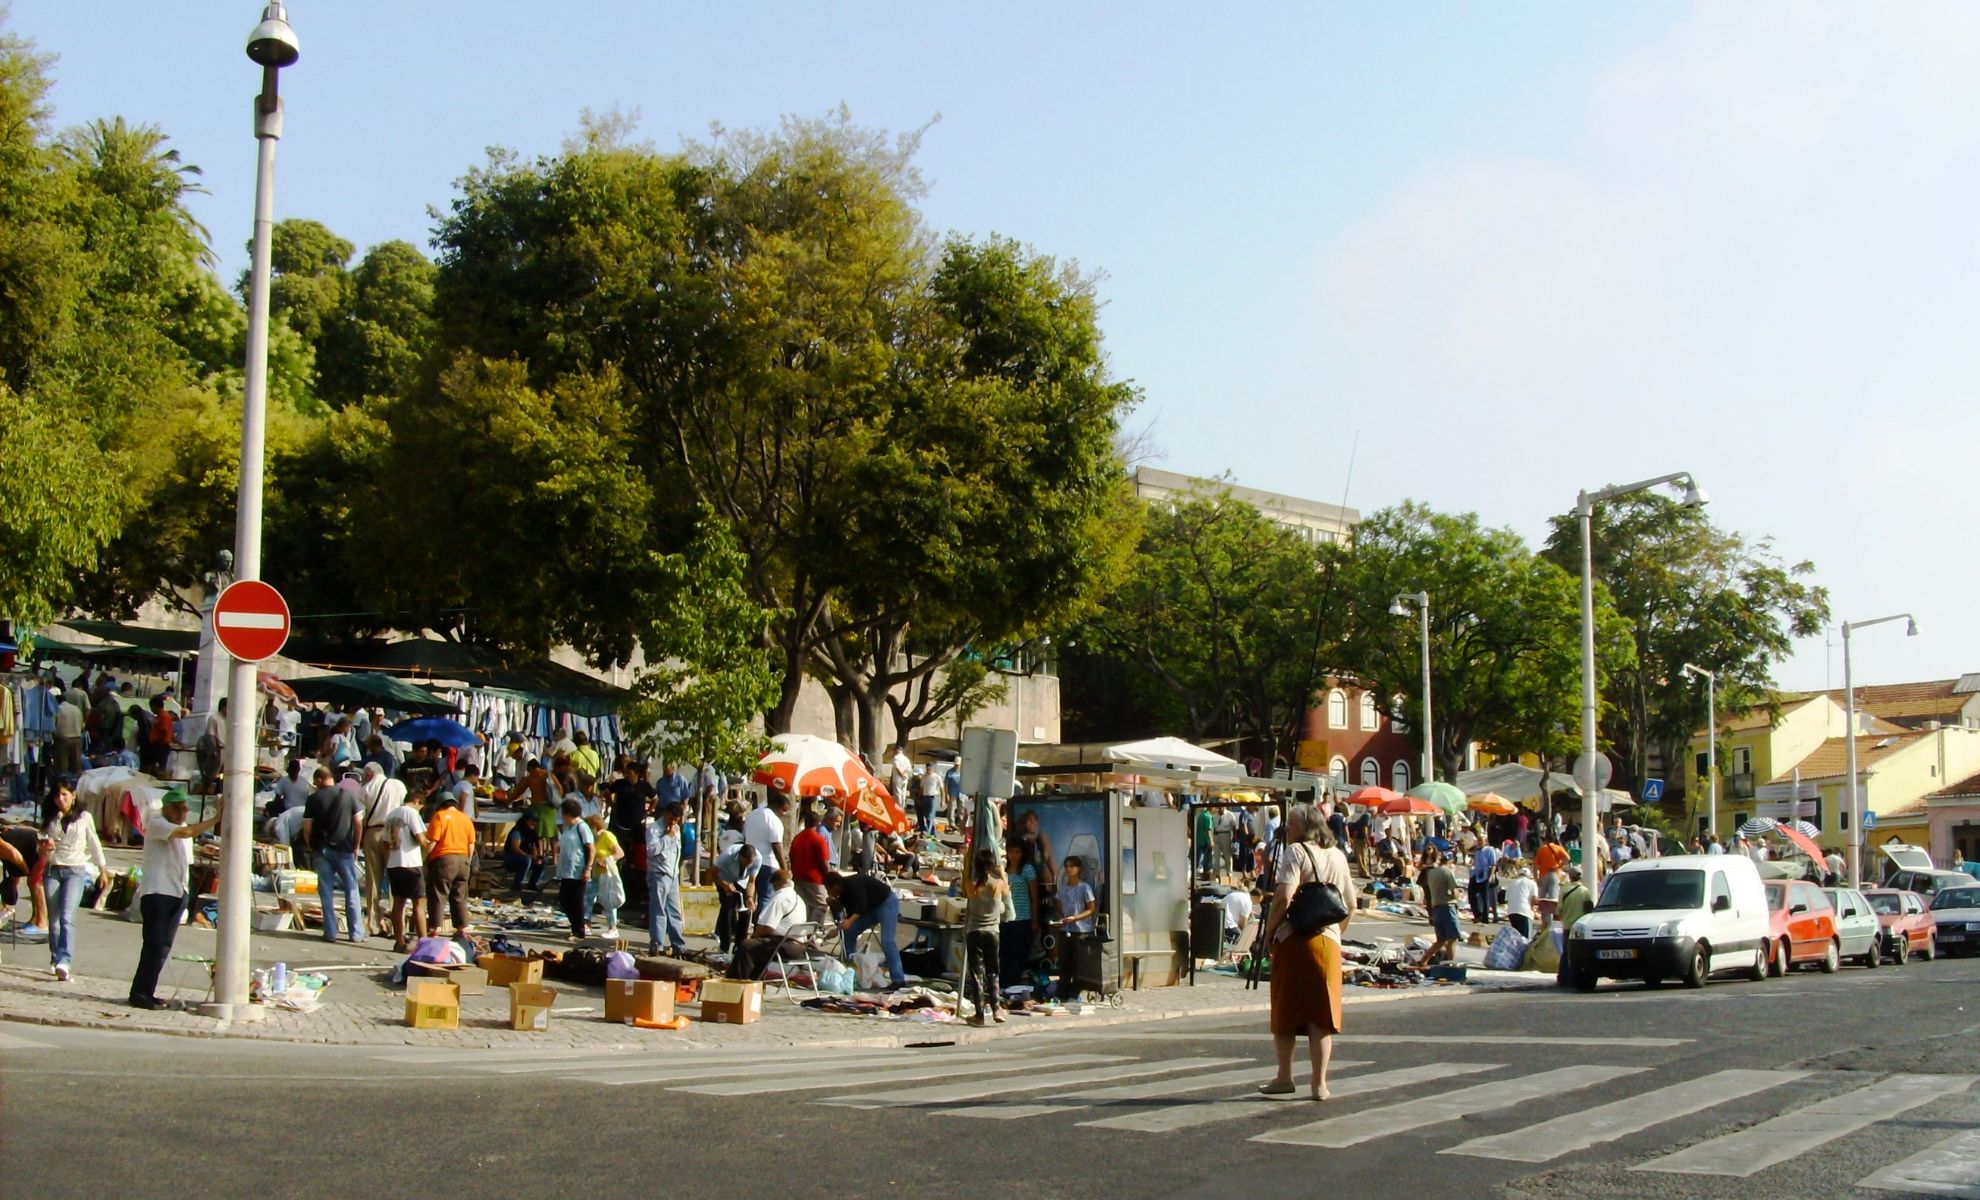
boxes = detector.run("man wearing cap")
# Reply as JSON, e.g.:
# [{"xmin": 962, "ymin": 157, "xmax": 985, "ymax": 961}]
[{"xmin": 129, "ymin": 791, "xmax": 224, "ymax": 1010}]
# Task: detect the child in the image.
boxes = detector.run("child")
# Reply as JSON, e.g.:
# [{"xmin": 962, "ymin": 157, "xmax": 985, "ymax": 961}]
[
  {"xmin": 1055, "ymin": 856, "xmax": 1097, "ymax": 1003},
  {"xmin": 963, "ymin": 847, "xmax": 1010, "ymax": 1026},
  {"xmin": 588, "ymin": 813, "xmax": 625, "ymax": 937}
]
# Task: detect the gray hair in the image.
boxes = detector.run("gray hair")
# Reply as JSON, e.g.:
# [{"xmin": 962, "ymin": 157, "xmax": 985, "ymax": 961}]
[{"xmin": 1284, "ymin": 803, "xmax": 1335, "ymax": 849}]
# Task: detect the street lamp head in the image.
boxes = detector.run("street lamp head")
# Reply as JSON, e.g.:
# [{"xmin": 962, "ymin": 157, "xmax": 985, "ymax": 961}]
[
  {"xmin": 1679, "ymin": 477, "xmax": 1708, "ymax": 508},
  {"xmin": 1389, "ymin": 599, "xmax": 1411, "ymax": 617},
  {"xmin": 1906, "ymin": 617, "xmax": 1920, "ymax": 637},
  {"xmin": 246, "ymin": 3, "xmax": 300, "ymax": 68}
]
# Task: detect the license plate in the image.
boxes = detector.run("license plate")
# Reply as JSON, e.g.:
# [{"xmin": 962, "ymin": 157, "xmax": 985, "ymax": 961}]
[
  {"xmin": 1598, "ymin": 948, "xmax": 1637, "ymax": 960},
  {"xmin": 1941, "ymin": 933, "xmax": 1964, "ymax": 942}
]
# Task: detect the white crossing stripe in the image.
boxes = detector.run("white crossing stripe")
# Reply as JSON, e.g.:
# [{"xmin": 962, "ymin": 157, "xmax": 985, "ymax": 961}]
[
  {"xmin": 1635, "ymin": 1073, "xmax": 1979, "ymax": 1177},
  {"xmin": 949, "ymin": 1061, "xmax": 1368, "ymax": 1121},
  {"xmin": 215, "ymin": 611, "xmax": 285, "ymax": 629},
  {"xmin": 562, "ymin": 1053, "xmax": 1011, "ymax": 1086},
  {"xmin": 1255, "ymin": 1065, "xmax": 1643, "ymax": 1148},
  {"xmin": 375, "ymin": 1043, "xmax": 921, "ymax": 1068},
  {"xmin": 1443, "ymin": 1069, "xmax": 1810, "ymax": 1163},
  {"xmin": 1858, "ymin": 1127, "xmax": 1980, "ymax": 1197},
  {"xmin": 1088, "ymin": 1062, "xmax": 1501, "ymax": 1134},
  {"xmin": 823, "ymin": 1057, "xmax": 1247, "ymax": 1109},
  {"xmin": 674, "ymin": 1054, "xmax": 1127, "ymax": 1097}
]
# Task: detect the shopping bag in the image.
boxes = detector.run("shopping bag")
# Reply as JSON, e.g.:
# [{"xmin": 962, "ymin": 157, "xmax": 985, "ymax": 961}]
[
  {"xmin": 596, "ymin": 869, "xmax": 626, "ymax": 912},
  {"xmin": 852, "ymin": 951, "xmax": 889, "ymax": 991},
  {"xmin": 1483, "ymin": 924, "xmax": 1530, "ymax": 971},
  {"xmin": 1520, "ymin": 924, "xmax": 1559, "ymax": 973}
]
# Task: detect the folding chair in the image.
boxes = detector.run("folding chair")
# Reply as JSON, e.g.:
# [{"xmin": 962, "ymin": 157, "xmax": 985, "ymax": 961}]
[{"xmin": 768, "ymin": 922, "xmax": 828, "ymax": 1004}]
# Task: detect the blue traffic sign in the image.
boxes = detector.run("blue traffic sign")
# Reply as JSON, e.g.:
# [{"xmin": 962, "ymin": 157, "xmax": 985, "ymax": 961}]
[
  {"xmin": 1865, "ymin": 809, "xmax": 1877, "ymax": 830},
  {"xmin": 1641, "ymin": 778, "xmax": 1665, "ymax": 803}
]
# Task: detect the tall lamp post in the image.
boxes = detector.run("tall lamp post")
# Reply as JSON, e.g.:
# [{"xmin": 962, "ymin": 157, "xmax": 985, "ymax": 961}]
[
  {"xmin": 1389, "ymin": 591, "xmax": 1432, "ymax": 785},
  {"xmin": 1680, "ymin": 663, "xmax": 1716, "ymax": 841},
  {"xmin": 206, "ymin": 3, "xmax": 300, "ymax": 1021},
  {"xmin": 1842, "ymin": 612, "xmax": 1917, "ymax": 888},
  {"xmin": 1575, "ymin": 471, "xmax": 1705, "ymax": 894}
]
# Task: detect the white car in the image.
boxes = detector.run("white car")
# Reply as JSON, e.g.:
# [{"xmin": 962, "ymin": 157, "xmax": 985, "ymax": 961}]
[
  {"xmin": 1821, "ymin": 887, "xmax": 1883, "ymax": 968},
  {"xmin": 1564, "ymin": 854, "xmax": 1769, "ymax": 990}
]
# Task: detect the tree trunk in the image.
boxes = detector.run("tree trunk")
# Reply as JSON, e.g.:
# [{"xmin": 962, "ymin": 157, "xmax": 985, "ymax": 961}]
[
  {"xmin": 766, "ymin": 641, "xmax": 805, "ymax": 735},
  {"xmin": 854, "ymin": 686, "xmax": 888, "ymax": 761},
  {"xmin": 830, "ymin": 683, "xmax": 857, "ymax": 748}
]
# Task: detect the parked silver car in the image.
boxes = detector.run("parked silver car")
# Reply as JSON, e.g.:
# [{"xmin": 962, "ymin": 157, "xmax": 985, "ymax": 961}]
[{"xmin": 1822, "ymin": 887, "xmax": 1883, "ymax": 968}]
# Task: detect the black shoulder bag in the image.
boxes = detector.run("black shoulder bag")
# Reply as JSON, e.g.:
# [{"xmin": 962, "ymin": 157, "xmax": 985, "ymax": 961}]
[{"xmin": 1286, "ymin": 844, "xmax": 1350, "ymax": 936}]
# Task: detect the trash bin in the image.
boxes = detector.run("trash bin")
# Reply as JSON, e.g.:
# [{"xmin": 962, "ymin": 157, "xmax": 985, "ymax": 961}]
[{"xmin": 1191, "ymin": 897, "xmax": 1225, "ymax": 960}]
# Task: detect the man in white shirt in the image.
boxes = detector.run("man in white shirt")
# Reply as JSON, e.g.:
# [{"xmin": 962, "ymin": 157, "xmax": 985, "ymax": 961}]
[
  {"xmin": 360, "ymin": 763, "xmax": 407, "ymax": 937},
  {"xmin": 914, "ymin": 766, "xmax": 942, "ymax": 833},
  {"xmin": 738, "ymin": 869, "xmax": 809, "ymax": 979},
  {"xmin": 1221, "ymin": 886, "xmax": 1257, "ymax": 952},
  {"xmin": 743, "ymin": 792, "xmax": 790, "ymax": 917},
  {"xmin": 383, "ymin": 787, "xmax": 427, "ymax": 951},
  {"xmin": 129, "ymin": 791, "xmax": 223, "ymax": 1009},
  {"xmin": 890, "ymin": 745, "xmax": 913, "ymax": 804}
]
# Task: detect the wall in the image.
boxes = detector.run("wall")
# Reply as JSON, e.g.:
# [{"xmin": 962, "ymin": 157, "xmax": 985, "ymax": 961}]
[{"xmin": 784, "ymin": 668, "xmax": 1062, "ymax": 751}]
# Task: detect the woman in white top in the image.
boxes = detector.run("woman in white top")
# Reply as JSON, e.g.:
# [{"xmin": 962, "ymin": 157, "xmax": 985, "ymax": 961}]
[
  {"xmin": 42, "ymin": 782, "xmax": 110, "ymax": 981},
  {"xmin": 1260, "ymin": 803, "xmax": 1353, "ymax": 1101},
  {"xmin": 1502, "ymin": 862, "xmax": 1538, "ymax": 939}
]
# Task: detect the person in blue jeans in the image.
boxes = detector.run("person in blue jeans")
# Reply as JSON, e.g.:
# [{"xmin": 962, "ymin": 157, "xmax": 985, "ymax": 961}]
[
  {"xmin": 645, "ymin": 803, "xmax": 688, "ymax": 955},
  {"xmin": 41, "ymin": 781, "xmax": 111, "ymax": 981},
  {"xmin": 826, "ymin": 869, "xmax": 906, "ymax": 990},
  {"xmin": 302, "ymin": 766, "xmax": 365, "ymax": 942}
]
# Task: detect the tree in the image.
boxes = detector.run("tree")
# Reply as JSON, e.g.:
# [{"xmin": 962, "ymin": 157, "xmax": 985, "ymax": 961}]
[
  {"xmin": 1338, "ymin": 503, "xmax": 1635, "ymax": 782},
  {"xmin": 1075, "ymin": 486, "xmax": 1337, "ymax": 770},
  {"xmin": 316, "ymin": 239, "xmax": 436, "ymax": 407},
  {"xmin": 1543, "ymin": 494, "xmax": 1830, "ymax": 797},
  {"xmin": 623, "ymin": 513, "xmax": 781, "ymax": 777}
]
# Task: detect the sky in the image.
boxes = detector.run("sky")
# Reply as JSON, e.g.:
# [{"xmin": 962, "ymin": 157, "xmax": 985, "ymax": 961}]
[{"xmin": 14, "ymin": 2, "xmax": 1976, "ymax": 692}]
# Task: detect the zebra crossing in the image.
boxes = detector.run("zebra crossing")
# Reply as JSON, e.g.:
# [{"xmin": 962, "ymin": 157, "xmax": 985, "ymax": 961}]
[{"xmin": 375, "ymin": 1042, "xmax": 1980, "ymax": 1189}]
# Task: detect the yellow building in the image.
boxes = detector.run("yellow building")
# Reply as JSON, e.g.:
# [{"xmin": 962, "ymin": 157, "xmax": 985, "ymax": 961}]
[{"xmin": 1689, "ymin": 677, "xmax": 1980, "ymax": 866}]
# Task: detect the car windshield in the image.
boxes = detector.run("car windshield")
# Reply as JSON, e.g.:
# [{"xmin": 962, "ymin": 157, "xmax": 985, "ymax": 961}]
[
  {"xmin": 1766, "ymin": 885, "xmax": 1785, "ymax": 912},
  {"xmin": 1867, "ymin": 894, "xmax": 1903, "ymax": 916},
  {"xmin": 1599, "ymin": 869, "xmax": 1704, "ymax": 911},
  {"xmin": 1932, "ymin": 888, "xmax": 1980, "ymax": 911}
]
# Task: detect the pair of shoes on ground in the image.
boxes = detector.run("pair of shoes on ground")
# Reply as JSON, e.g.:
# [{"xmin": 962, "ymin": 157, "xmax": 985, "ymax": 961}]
[
  {"xmin": 128, "ymin": 995, "xmax": 172, "ymax": 1011},
  {"xmin": 1257, "ymin": 1080, "xmax": 1330, "ymax": 1101}
]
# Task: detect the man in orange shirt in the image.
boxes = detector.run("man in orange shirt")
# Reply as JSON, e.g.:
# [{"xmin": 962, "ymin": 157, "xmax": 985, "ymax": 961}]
[
  {"xmin": 1534, "ymin": 836, "xmax": 1569, "ymax": 924},
  {"xmin": 421, "ymin": 792, "xmax": 477, "ymax": 936}
]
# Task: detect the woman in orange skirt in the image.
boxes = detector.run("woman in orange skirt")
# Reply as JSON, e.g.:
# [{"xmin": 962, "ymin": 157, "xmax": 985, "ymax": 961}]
[{"xmin": 1261, "ymin": 803, "xmax": 1353, "ymax": 1101}]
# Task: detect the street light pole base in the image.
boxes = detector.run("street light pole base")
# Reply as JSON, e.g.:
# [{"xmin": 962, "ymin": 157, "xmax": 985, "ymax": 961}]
[{"xmin": 196, "ymin": 1000, "xmax": 267, "ymax": 1023}]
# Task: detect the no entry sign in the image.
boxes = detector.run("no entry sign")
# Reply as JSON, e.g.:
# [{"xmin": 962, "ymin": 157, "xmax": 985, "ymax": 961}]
[{"xmin": 212, "ymin": 580, "xmax": 291, "ymax": 663}]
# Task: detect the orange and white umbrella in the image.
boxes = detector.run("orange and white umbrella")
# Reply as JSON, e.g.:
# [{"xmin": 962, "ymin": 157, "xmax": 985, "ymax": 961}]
[
  {"xmin": 1466, "ymin": 793, "xmax": 1518, "ymax": 816},
  {"xmin": 846, "ymin": 784, "xmax": 916, "ymax": 835},
  {"xmin": 1345, "ymin": 785, "xmax": 1404, "ymax": 808},
  {"xmin": 751, "ymin": 733, "xmax": 885, "ymax": 797}
]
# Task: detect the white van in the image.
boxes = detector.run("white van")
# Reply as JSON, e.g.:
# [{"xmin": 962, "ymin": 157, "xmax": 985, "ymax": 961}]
[{"xmin": 1563, "ymin": 854, "xmax": 1769, "ymax": 990}]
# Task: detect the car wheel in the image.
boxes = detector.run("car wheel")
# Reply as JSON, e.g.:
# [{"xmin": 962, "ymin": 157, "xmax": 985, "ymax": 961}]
[
  {"xmin": 1745, "ymin": 943, "xmax": 1768, "ymax": 982},
  {"xmin": 1771, "ymin": 939, "xmax": 1790, "ymax": 977},
  {"xmin": 1923, "ymin": 934, "xmax": 1936, "ymax": 962},
  {"xmin": 1820, "ymin": 938, "xmax": 1840, "ymax": 973},
  {"xmin": 1895, "ymin": 936, "xmax": 1910, "ymax": 966},
  {"xmin": 1684, "ymin": 944, "xmax": 1709, "ymax": 989},
  {"xmin": 1865, "ymin": 938, "xmax": 1882, "ymax": 969}
]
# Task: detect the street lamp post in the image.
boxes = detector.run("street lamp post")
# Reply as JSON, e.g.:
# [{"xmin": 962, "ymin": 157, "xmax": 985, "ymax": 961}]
[
  {"xmin": 1841, "ymin": 612, "xmax": 1918, "ymax": 888},
  {"xmin": 205, "ymin": 3, "xmax": 300, "ymax": 1022},
  {"xmin": 1576, "ymin": 471, "xmax": 1705, "ymax": 895},
  {"xmin": 1681, "ymin": 663, "xmax": 1716, "ymax": 841},
  {"xmin": 1389, "ymin": 591, "xmax": 1432, "ymax": 785}
]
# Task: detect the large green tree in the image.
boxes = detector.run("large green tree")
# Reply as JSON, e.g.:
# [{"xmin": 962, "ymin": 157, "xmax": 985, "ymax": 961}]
[
  {"xmin": 1075, "ymin": 486, "xmax": 1338, "ymax": 770},
  {"xmin": 1543, "ymin": 494, "xmax": 1830, "ymax": 798},
  {"xmin": 1338, "ymin": 503, "xmax": 1635, "ymax": 782}
]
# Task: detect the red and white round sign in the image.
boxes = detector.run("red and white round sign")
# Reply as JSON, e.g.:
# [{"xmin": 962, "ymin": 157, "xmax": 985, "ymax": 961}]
[{"xmin": 212, "ymin": 579, "xmax": 292, "ymax": 663}]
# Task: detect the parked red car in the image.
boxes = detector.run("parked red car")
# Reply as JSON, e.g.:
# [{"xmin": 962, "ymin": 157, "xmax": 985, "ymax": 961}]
[
  {"xmin": 1763, "ymin": 879, "xmax": 1840, "ymax": 975},
  {"xmin": 1862, "ymin": 888, "xmax": 1936, "ymax": 964}
]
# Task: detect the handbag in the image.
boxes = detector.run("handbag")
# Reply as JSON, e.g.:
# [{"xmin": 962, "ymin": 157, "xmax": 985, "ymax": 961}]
[{"xmin": 1285, "ymin": 845, "xmax": 1350, "ymax": 935}]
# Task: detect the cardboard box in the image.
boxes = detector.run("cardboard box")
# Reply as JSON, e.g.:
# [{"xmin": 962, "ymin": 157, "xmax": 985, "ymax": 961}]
[
  {"xmin": 251, "ymin": 909, "xmax": 294, "ymax": 932},
  {"xmin": 507, "ymin": 982, "xmax": 558, "ymax": 1032},
  {"xmin": 406, "ymin": 960, "xmax": 488, "ymax": 996},
  {"xmin": 699, "ymin": 978, "xmax": 763, "ymax": 1025},
  {"xmin": 604, "ymin": 978, "xmax": 675, "ymax": 1025},
  {"xmin": 405, "ymin": 979, "xmax": 461, "ymax": 1030},
  {"xmin": 482, "ymin": 954, "xmax": 543, "ymax": 988}
]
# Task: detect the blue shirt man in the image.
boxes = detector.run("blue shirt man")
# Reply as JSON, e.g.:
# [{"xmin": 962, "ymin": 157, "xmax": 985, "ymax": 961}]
[{"xmin": 656, "ymin": 766, "xmax": 692, "ymax": 809}]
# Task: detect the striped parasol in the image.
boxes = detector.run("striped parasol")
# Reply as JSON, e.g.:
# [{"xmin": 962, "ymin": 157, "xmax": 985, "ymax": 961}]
[
  {"xmin": 1785, "ymin": 819, "xmax": 1821, "ymax": 839},
  {"xmin": 1736, "ymin": 817, "xmax": 1779, "ymax": 839}
]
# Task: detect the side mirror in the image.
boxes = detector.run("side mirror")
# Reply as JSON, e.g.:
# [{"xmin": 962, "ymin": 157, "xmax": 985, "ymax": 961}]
[
  {"xmin": 1790, "ymin": 903, "xmax": 1808, "ymax": 915},
  {"xmin": 1712, "ymin": 895, "xmax": 1731, "ymax": 912}
]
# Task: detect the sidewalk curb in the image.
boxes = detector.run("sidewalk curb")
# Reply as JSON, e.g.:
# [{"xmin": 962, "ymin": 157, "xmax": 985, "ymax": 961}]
[{"xmin": 0, "ymin": 975, "xmax": 1554, "ymax": 1050}]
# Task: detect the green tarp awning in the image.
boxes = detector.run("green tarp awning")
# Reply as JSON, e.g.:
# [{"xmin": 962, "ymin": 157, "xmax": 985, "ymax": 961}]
[{"xmin": 286, "ymin": 672, "xmax": 459, "ymax": 715}]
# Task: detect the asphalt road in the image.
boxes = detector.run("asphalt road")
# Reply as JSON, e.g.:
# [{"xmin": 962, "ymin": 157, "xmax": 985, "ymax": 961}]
[{"xmin": 6, "ymin": 956, "xmax": 1979, "ymax": 1200}]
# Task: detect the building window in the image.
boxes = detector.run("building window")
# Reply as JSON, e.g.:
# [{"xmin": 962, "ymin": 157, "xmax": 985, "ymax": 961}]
[
  {"xmin": 1360, "ymin": 757, "xmax": 1380, "ymax": 786},
  {"xmin": 1732, "ymin": 746, "xmax": 1752, "ymax": 776},
  {"xmin": 1330, "ymin": 757, "xmax": 1348, "ymax": 785},
  {"xmin": 1359, "ymin": 692, "xmax": 1378, "ymax": 731},
  {"xmin": 1327, "ymin": 690, "xmax": 1347, "ymax": 730},
  {"xmin": 1392, "ymin": 761, "xmax": 1410, "ymax": 792}
]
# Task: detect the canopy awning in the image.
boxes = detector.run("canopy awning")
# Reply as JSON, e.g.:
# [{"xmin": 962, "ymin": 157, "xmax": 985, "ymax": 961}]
[
  {"xmin": 1453, "ymin": 762, "xmax": 1633, "ymax": 811},
  {"xmin": 1102, "ymin": 736, "xmax": 1244, "ymax": 781},
  {"xmin": 287, "ymin": 672, "xmax": 458, "ymax": 715}
]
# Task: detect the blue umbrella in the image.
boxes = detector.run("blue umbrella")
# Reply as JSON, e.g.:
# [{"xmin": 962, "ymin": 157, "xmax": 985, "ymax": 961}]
[{"xmin": 384, "ymin": 717, "xmax": 482, "ymax": 749}]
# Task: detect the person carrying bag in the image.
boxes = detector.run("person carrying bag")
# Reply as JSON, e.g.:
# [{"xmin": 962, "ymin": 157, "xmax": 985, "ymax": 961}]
[{"xmin": 1258, "ymin": 803, "xmax": 1353, "ymax": 1102}]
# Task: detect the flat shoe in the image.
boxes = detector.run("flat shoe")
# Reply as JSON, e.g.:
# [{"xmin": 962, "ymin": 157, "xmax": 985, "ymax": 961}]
[
  {"xmin": 1257, "ymin": 1081, "xmax": 1297, "ymax": 1097},
  {"xmin": 1310, "ymin": 1088, "xmax": 1331, "ymax": 1101}
]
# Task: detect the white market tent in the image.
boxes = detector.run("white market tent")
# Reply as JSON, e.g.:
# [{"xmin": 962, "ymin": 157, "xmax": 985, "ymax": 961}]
[
  {"xmin": 1104, "ymin": 736, "xmax": 1244, "ymax": 782},
  {"xmin": 1454, "ymin": 762, "xmax": 1634, "ymax": 812}
]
